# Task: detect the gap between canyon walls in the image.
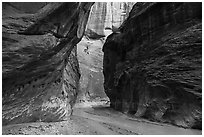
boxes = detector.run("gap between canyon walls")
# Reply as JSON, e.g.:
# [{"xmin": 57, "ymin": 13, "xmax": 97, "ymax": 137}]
[{"xmin": 75, "ymin": 2, "xmax": 135, "ymax": 104}]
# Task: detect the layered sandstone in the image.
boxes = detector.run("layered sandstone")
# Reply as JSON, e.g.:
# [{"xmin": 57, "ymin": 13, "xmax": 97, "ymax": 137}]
[
  {"xmin": 2, "ymin": 2, "xmax": 93, "ymax": 125},
  {"xmin": 103, "ymin": 2, "xmax": 202, "ymax": 129}
]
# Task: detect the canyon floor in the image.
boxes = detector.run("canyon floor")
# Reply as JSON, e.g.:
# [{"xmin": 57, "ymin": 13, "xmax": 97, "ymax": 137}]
[{"xmin": 2, "ymin": 100, "xmax": 202, "ymax": 135}]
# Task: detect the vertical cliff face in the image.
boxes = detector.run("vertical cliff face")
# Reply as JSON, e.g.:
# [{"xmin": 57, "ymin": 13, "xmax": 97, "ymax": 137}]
[
  {"xmin": 85, "ymin": 2, "xmax": 135, "ymax": 38},
  {"xmin": 76, "ymin": 37, "xmax": 108, "ymax": 103},
  {"xmin": 2, "ymin": 2, "xmax": 93, "ymax": 125},
  {"xmin": 76, "ymin": 2, "xmax": 135, "ymax": 102},
  {"xmin": 103, "ymin": 2, "xmax": 202, "ymax": 129}
]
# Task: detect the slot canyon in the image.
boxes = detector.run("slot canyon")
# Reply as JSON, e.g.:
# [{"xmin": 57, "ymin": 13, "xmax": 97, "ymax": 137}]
[{"xmin": 2, "ymin": 2, "xmax": 202, "ymax": 135}]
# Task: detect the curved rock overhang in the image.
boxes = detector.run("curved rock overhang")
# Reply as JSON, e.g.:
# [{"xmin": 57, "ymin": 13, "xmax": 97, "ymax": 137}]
[
  {"xmin": 2, "ymin": 2, "xmax": 94, "ymax": 125},
  {"xmin": 103, "ymin": 2, "xmax": 202, "ymax": 129}
]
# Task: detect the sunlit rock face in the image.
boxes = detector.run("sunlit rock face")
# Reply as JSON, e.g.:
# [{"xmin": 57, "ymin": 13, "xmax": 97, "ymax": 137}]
[
  {"xmin": 85, "ymin": 2, "xmax": 135, "ymax": 38},
  {"xmin": 2, "ymin": 2, "xmax": 93, "ymax": 125},
  {"xmin": 76, "ymin": 2, "xmax": 134, "ymax": 102},
  {"xmin": 103, "ymin": 2, "xmax": 202, "ymax": 129},
  {"xmin": 76, "ymin": 37, "xmax": 108, "ymax": 102}
]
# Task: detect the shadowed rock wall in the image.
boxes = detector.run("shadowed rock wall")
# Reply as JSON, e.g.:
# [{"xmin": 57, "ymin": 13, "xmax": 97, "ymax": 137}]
[
  {"xmin": 103, "ymin": 2, "xmax": 202, "ymax": 129},
  {"xmin": 5, "ymin": 2, "xmax": 48, "ymax": 13},
  {"xmin": 2, "ymin": 2, "xmax": 93, "ymax": 125}
]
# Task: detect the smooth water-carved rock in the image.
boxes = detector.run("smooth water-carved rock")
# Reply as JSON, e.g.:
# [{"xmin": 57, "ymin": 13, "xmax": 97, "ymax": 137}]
[
  {"xmin": 103, "ymin": 2, "xmax": 202, "ymax": 129},
  {"xmin": 2, "ymin": 2, "xmax": 93, "ymax": 125}
]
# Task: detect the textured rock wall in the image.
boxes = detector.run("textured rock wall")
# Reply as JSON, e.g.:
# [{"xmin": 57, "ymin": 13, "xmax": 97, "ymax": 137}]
[
  {"xmin": 2, "ymin": 2, "xmax": 93, "ymax": 125},
  {"xmin": 76, "ymin": 37, "xmax": 108, "ymax": 102},
  {"xmin": 5, "ymin": 2, "xmax": 47, "ymax": 13},
  {"xmin": 85, "ymin": 2, "xmax": 135, "ymax": 38},
  {"xmin": 103, "ymin": 2, "xmax": 202, "ymax": 129},
  {"xmin": 76, "ymin": 2, "xmax": 135, "ymax": 102}
]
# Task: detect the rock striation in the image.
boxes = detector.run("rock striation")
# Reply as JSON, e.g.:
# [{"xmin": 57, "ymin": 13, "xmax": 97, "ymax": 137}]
[
  {"xmin": 2, "ymin": 2, "xmax": 93, "ymax": 125},
  {"xmin": 85, "ymin": 2, "xmax": 135, "ymax": 38},
  {"xmin": 103, "ymin": 2, "xmax": 202, "ymax": 129}
]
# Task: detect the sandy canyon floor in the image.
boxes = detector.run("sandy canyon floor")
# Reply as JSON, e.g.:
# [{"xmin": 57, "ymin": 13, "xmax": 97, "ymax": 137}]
[{"xmin": 2, "ymin": 101, "xmax": 202, "ymax": 135}]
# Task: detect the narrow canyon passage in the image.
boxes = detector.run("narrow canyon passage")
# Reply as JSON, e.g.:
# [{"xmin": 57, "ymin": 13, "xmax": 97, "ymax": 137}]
[
  {"xmin": 75, "ymin": 2, "xmax": 134, "ymax": 104},
  {"xmin": 2, "ymin": 2, "xmax": 202, "ymax": 135}
]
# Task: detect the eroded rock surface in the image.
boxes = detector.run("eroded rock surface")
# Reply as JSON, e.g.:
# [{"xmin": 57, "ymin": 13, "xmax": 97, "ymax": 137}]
[
  {"xmin": 103, "ymin": 2, "xmax": 202, "ymax": 129},
  {"xmin": 85, "ymin": 2, "xmax": 135, "ymax": 38},
  {"xmin": 76, "ymin": 37, "xmax": 108, "ymax": 102},
  {"xmin": 76, "ymin": 2, "xmax": 135, "ymax": 102},
  {"xmin": 3, "ymin": 2, "xmax": 47, "ymax": 13},
  {"xmin": 2, "ymin": 2, "xmax": 93, "ymax": 125}
]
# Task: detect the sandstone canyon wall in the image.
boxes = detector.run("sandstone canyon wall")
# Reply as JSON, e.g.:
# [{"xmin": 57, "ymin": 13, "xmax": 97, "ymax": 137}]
[
  {"xmin": 103, "ymin": 2, "xmax": 202, "ymax": 129},
  {"xmin": 76, "ymin": 2, "xmax": 135, "ymax": 102},
  {"xmin": 2, "ymin": 2, "xmax": 93, "ymax": 125},
  {"xmin": 4, "ymin": 2, "xmax": 47, "ymax": 13},
  {"xmin": 85, "ymin": 2, "xmax": 135, "ymax": 38},
  {"xmin": 76, "ymin": 38, "xmax": 108, "ymax": 103}
]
